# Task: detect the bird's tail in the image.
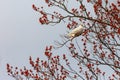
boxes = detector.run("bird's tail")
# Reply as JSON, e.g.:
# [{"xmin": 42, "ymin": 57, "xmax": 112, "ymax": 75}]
[{"xmin": 64, "ymin": 34, "xmax": 70, "ymax": 39}]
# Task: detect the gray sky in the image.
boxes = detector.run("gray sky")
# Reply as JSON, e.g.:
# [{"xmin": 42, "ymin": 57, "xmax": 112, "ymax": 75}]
[
  {"xmin": 0, "ymin": 0, "xmax": 66, "ymax": 80},
  {"xmin": 0, "ymin": 0, "xmax": 116, "ymax": 80}
]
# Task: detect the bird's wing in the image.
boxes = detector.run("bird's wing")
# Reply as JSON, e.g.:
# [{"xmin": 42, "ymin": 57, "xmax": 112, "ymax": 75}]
[
  {"xmin": 65, "ymin": 25, "xmax": 84, "ymax": 40},
  {"xmin": 71, "ymin": 27, "xmax": 83, "ymax": 35}
]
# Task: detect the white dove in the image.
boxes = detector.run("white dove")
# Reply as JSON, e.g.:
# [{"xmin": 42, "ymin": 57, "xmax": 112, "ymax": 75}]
[{"xmin": 67, "ymin": 25, "xmax": 84, "ymax": 40}]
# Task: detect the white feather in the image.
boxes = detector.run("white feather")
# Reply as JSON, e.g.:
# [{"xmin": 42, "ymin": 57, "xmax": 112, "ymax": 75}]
[{"xmin": 67, "ymin": 25, "xmax": 84, "ymax": 40}]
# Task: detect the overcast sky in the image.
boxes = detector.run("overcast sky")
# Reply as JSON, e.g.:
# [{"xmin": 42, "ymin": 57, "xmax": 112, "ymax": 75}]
[
  {"xmin": 0, "ymin": 0, "xmax": 116, "ymax": 80},
  {"xmin": 0, "ymin": 0, "xmax": 67, "ymax": 80}
]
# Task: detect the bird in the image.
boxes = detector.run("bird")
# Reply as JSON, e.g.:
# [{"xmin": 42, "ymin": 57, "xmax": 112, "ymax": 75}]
[{"xmin": 66, "ymin": 24, "xmax": 84, "ymax": 40}]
